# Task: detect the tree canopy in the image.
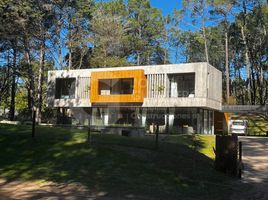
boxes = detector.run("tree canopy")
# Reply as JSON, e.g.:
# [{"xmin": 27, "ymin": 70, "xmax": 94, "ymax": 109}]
[{"xmin": 0, "ymin": 0, "xmax": 268, "ymax": 122}]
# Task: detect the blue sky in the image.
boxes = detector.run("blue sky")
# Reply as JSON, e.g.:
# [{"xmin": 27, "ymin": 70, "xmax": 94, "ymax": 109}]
[{"xmin": 151, "ymin": 0, "xmax": 182, "ymax": 16}]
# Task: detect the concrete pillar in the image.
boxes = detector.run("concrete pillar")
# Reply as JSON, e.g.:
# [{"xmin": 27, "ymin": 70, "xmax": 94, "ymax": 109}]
[
  {"xmin": 199, "ymin": 109, "xmax": 204, "ymax": 134},
  {"xmin": 197, "ymin": 109, "xmax": 201, "ymax": 134},
  {"xmin": 142, "ymin": 108, "xmax": 147, "ymax": 127},
  {"xmin": 134, "ymin": 107, "xmax": 141, "ymax": 127},
  {"xmin": 168, "ymin": 108, "xmax": 175, "ymax": 133},
  {"xmin": 212, "ymin": 111, "xmax": 214, "ymax": 135},
  {"xmin": 104, "ymin": 108, "xmax": 109, "ymax": 126},
  {"xmin": 204, "ymin": 109, "xmax": 208, "ymax": 134}
]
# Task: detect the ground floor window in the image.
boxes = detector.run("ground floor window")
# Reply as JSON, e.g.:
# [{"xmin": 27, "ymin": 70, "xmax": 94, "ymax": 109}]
[{"xmin": 61, "ymin": 107, "xmax": 215, "ymax": 135}]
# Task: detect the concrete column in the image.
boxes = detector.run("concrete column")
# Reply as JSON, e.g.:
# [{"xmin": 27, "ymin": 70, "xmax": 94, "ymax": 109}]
[
  {"xmin": 204, "ymin": 109, "xmax": 208, "ymax": 134},
  {"xmin": 147, "ymin": 75, "xmax": 150, "ymax": 98},
  {"xmin": 142, "ymin": 108, "xmax": 147, "ymax": 127},
  {"xmin": 104, "ymin": 108, "xmax": 109, "ymax": 126},
  {"xmin": 197, "ymin": 109, "xmax": 201, "ymax": 134},
  {"xmin": 134, "ymin": 107, "xmax": 141, "ymax": 127},
  {"xmin": 199, "ymin": 109, "xmax": 204, "ymax": 134},
  {"xmin": 163, "ymin": 74, "xmax": 167, "ymax": 97},
  {"xmin": 156, "ymin": 74, "xmax": 159, "ymax": 97},
  {"xmin": 168, "ymin": 108, "xmax": 175, "ymax": 133},
  {"xmin": 212, "ymin": 111, "xmax": 214, "ymax": 135}
]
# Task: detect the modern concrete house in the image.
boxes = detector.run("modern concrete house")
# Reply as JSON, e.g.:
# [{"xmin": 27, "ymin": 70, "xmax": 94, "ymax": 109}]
[{"xmin": 47, "ymin": 62, "xmax": 222, "ymax": 135}]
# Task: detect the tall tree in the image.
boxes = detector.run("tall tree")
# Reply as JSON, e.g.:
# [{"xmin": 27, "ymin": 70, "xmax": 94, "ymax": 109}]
[
  {"xmin": 211, "ymin": 0, "xmax": 236, "ymax": 103},
  {"xmin": 182, "ymin": 0, "xmax": 212, "ymax": 63},
  {"xmin": 90, "ymin": 4, "xmax": 129, "ymax": 67},
  {"xmin": 127, "ymin": 0, "xmax": 166, "ymax": 65}
]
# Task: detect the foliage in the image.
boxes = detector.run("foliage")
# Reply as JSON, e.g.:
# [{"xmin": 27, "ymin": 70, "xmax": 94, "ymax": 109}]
[{"xmin": 1, "ymin": 0, "xmax": 268, "ymax": 121}]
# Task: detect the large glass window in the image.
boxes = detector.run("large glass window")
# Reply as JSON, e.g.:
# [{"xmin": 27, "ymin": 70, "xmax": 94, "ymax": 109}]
[
  {"xmin": 98, "ymin": 78, "xmax": 134, "ymax": 95},
  {"xmin": 55, "ymin": 78, "xmax": 76, "ymax": 99},
  {"xmin": 169, "ymin": 73, "xmax": 195, "ymax": 97}
]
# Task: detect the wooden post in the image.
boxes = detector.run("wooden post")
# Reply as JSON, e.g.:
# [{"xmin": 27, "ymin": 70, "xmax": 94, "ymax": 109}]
[
  {"xmin": 155, "ymin": 123, "xmax": 159, "ymax": 150},
  {"xmin": 88, "ymin": 127, "xmax": 91, "ymax": 144},
  {"xmin": 32, "ymin": 109, "xmax": 36, "ymax": 138},
  {"xmin": 238, "ymin": 141, "xmax": 242, "ymax": 178},
  {"xmin": 215, "ymin": 135, "xmax": 238, "ymax": 176},
  {"xmin": 88, "ymin": 108, "xmax": 92, "ymax": 144}
]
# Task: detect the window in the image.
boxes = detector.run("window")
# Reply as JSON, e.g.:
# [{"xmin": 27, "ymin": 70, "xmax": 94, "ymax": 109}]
[
  {"xmin": 98, "ymin": 78, "xmax": 134, "ymax": 95},
  {"xmin": 169, "ymin": 73, "xmax": 195, "ymax": 97},
  {"xmin": 55, "ymin": 78, "xmax": 76, "ymax": 99}
]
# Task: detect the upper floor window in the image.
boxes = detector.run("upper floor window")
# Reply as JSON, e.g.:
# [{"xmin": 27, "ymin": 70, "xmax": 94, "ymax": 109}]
[
  {"xmin": 169, "ymin": 73, "xmax": 195, "ymax": 97},
  {"xmin": 55, "ymin": 78, "xmax": 76, "ymax": 99},
  {"xmin": 98, "ymin": 78, "xmax": 134, "ymax": 95}
]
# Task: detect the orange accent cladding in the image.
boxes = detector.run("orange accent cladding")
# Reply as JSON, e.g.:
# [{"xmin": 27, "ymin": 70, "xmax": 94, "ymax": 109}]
[
  {"xmin": 224, "ymin": 112, "xmax": 229, "ymax": 125},
  {"xmin": 90, "ymin": 70, "xmax": 147, "ymax": 103}
]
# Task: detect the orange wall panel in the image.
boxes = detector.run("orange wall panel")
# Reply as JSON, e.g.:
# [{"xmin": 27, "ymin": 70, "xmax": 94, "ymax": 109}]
[{"xmin": 90, "ymin": 70, "xmax": 147, "ymax": 103}]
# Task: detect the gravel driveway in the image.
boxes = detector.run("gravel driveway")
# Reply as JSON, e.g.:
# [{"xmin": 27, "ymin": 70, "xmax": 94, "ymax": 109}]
[{"xmin": 231, "ymin": 137, "xmax": 268, "ymax": 200}]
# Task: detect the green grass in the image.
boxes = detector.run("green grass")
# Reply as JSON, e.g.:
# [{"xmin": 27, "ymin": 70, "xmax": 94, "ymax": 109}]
[
  {"xmin": 164, "ymin": 135, "xmax": 216, "ymax": 159},
  {"xmin": 0, "ymin": 124, "xmax": 235, "ymax": 200}
]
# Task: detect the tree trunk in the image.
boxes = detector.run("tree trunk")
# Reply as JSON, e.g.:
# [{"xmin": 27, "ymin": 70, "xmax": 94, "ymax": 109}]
[
  {"xmin": 0, "ymin": 63, "xmax": 9, "ymax": 103},
  {"xmin": 251, "ymin": 69, "xmax": 256, "ymax": 105},
  {"xmin": 57, "ymin": 22, "xmax": 63, "ymax": 68},
  {"xmin": 225, "ymin": 31, "xmax": 230, "ymax": 104},
  {"xmin": 256, "ymin": 66, "xmax": 264, "ymax": 105},
  {"xmin": 79, "ymin": 51, "xmax": 84, "ymax": 69},
  {"xmin": 201, "ymin": 14, "xmax": 209, "ymax": 63},
  {"xmin": 27, "ymin": 87, "xmax": 32, "ymax": 112},
  {"xmin": 137, "ymin": 51, "xmax": 140, "ymax": 65},
  {"xmin": 203, "ymin": 27, "xmax": 209, "ymax": 63},
  {"xmin": 240, "ymin": 26, "xmax": 251, "ymax": 104},
  {"xmin": 24, "ymin": 37, "xmax": 34, "ymax": 113},
  {"xmin": 36, "ymin": 41, "xmax": 45, "ymax": 124},
  {"xmin": 68, "ymin": 17, "xmax": 73, "ymax": 70},
  {"xmin": 68, "ymin": 47, "xmax": 72, "ymax": 70},
  {"xmin": 137, "ymin": 15, "xmax": 141, "ymax": 66},
  {"xmin": 241, "ymin": 0, "xmax": 252, "ymax": 104},
  {"xmin": 9, "ymin": 43, "xmax": 17, "ymax": 121}
]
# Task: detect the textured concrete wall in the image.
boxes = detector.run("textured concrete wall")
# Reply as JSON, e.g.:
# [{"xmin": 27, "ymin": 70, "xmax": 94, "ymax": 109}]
[
  {"xmin": 207, "ymin": 63, "xmax": 222, "ymax": 103},
  {"xmin": 47, "ymin": 62, "xmax": 222, "ymax": 110}
]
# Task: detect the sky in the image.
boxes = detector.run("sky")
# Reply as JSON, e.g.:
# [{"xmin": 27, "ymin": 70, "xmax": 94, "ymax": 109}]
[
  {"xmin": 150, "ymin": 1, "xmax": 185, "ymax": 63},
  {"xmin": 151, "ymin": 0, "xmax": 182, "ymax": 16}
]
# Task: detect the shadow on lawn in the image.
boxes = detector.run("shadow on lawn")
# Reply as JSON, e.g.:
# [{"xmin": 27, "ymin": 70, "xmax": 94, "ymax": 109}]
[{"xmin": 0, "ymin": 124, "xmax": 236, "ymax": 200}]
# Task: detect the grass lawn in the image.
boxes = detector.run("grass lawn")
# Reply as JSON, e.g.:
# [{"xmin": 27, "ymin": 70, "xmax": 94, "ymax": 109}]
[{"xmin": 0, "ymin": 124, "xmax": 236, "ymax": 200}]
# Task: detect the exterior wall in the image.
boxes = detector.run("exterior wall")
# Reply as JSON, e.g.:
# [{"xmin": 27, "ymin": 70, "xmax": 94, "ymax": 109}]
[
  {"xmin": 207, "ymin": 63, "xmax": 222, "ymax": 104},
  {"xmin": 47, "ymin": 70, "xmax": 91, "ymax": 107},
  {"xmin": 47, "ymin": 62, "xmax": 222, "ymax": 111},
  {"xmin": 90, "ymin": 70, "xmax": 146, "ymax": 103}
]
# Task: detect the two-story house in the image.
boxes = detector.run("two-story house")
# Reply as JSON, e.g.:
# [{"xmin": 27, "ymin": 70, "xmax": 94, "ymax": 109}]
[{"xmin": 47, "ymin": 62, "xmax": 222, "ymax": 135}]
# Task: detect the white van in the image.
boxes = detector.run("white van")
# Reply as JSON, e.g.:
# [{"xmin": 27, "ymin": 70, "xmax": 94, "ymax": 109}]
[{"xmin": 230, "ymin": 120, "xmax": 248, "ymax": 135}]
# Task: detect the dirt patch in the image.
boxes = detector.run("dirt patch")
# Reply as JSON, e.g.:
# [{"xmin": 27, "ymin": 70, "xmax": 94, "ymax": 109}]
[
  {"xmin": 0, "ymin": 178, "xmax": 104, "ymax": 200},
  {"xmin": 0, "ymin": 178, "xmax": 153, "ymax": 200}
]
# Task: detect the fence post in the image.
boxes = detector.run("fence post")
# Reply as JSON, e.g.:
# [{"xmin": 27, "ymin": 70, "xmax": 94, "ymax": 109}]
[
  {"xmin": 238, "ymin": 141, "xmax": 242, "ymax": 178},
  {"xmin": 88, "ymin": 108, "xmax": 92, "ymax": 145},
  {"xmin": 88, "ymin": 127, "xmax": 91, "ymax": 144},
  {"xmin": 32, "ymin": 109, "xmax": 36, "ymax": 139},
  {"xmin": 155, "ymin": 123, "xmax": 159, "ymax": 150}
]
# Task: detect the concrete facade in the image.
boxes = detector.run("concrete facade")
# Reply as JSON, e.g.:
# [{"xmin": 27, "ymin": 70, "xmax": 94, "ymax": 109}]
[{"xmin": 47, "ymin": 62, "xmax": 222, "ymax": 134}]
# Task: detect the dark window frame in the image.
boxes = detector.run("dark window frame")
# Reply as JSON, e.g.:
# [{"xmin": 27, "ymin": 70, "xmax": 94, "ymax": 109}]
[
  {"xmin": 98, "ymin": 78, "xmax": 134, "ymax": 95},
  {"xmin": 55, "ymin": 78, "xmax": 76, "ymax": 99},
  {"xmin": 169, "ymin": 73, "xmax": 195, "ymax": 97}
]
